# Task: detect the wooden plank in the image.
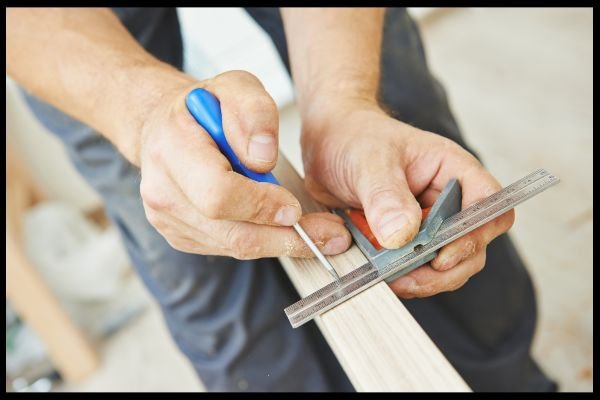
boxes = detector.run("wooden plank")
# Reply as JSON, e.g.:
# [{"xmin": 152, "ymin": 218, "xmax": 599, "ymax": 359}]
[
  {"xmin": 274, "ymin": 154, "xmax": 470, "ymax": 392},
  {"xmin": 6, "ymin": 236, "xmax": 100, "ymax": 383},
  {"xmin": 6, "ymin": 143, "xmax": 100, "ymax": 383}
]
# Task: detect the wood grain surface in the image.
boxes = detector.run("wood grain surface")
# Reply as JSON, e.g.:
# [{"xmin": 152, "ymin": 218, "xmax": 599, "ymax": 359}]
[{"xmin": 274, "ymin": 154, "xmax": 470, "ymax": 392}]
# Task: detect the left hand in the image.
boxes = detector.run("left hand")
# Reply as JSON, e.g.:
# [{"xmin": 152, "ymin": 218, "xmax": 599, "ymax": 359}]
[{"xmin": 301, "ymin": 99, "xmax": 515, "ymax": 298}]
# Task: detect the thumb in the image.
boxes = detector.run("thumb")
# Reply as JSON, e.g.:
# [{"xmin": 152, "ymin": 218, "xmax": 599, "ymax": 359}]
[
  {"xmin": 208, "ymin": 71, "xmax": 279, "ymax": 173},
  {"xmin": 356, "ymin": 166, "xmax": 422, "ymax": 249}
]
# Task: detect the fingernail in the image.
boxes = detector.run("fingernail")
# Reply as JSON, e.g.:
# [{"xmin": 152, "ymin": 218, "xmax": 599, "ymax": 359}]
[
  {"xmin": 434, "ymin": 252, "xmax": 451, "ymax": 270},
  {"xmin": 274, "ymin": 206, "xmax": 298, "ymax": 226},
  {"xmin": 248, "ymin": 134, "xmax": 276, "ymax": 163},
  {"xmin": 377, "ymin": 211, "xmax": 408, "ymax": 241},
  {"xmin": 436, "ymin": 253, "xmax": 458, "ymax": 271},
  {"xmin": 439, "ymin": 260, "xmax": 456, "ymax": 271},
  {"xmin": 438, "ymin": 240, "xmax": 476, "ymax": 270},
  {"xmin": 323, "ymin": 236, "xmax": 347, "ymax": 255},
  {"xmin": 394, "ymin": 276, "xmax": 417, "ymax": 293}
]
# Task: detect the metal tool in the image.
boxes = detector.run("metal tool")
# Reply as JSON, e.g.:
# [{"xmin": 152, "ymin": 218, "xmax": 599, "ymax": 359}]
[
  {"xmin": 285, "ymin": 169, "xmax": 560, "ymax": 328},
  {"xmin": 185, "ymin": 88, "xmax": 339, "ymax": 281}
]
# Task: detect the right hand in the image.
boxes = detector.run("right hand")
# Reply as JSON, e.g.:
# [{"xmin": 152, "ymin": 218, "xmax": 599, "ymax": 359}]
[{"xmin": 138, "ymin": 70, "xmax": 352, "ymax": 259}]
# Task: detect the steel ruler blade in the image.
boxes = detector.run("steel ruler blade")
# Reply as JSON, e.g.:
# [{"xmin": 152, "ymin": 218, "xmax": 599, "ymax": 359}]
[{"xmin": 285, "ymin": 169, "xmax": 559, "ymax": 328}]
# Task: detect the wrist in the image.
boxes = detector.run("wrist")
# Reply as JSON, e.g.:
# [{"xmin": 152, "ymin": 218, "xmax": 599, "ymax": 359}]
[
  {"xmin": 108, "ymin": 61, "xmax": 196, "ymax": 166},
  {"xmin": 297, "ymin": 72, "xmax": 379, "ymax": 121},
  {"xmin": 299, "ymin": 93, "xmax": 383, "ymax": 141}
]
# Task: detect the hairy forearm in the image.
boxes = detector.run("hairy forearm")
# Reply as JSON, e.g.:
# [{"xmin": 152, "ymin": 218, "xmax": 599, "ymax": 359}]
[
  {"xmin": 281, "ymin": 8, "xmax": 385, "ymax": 121},
  {"xmin": 6, "ymin": 8, "xmax": 194, "ymax": 165}
]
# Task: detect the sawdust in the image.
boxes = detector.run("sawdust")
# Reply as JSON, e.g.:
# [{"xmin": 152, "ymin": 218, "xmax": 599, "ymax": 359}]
[
  {"xmin": 461, "ymin": 239, "xmax": 476, "ymax": 260},
  {"xmin": 284, "ymin": 236, "xmax": 304, "ymax": 256}
]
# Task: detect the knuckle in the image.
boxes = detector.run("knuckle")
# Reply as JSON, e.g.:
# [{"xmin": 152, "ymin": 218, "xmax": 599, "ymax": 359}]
[
  {"xmin": 239, "ymin": 97, "xmax": 278, "ymax": 134},
  {"xmin": 441, "ymin": 136, "xmax": 474, "ymax": 160},
  {"xmin": 221, "ymin": 70, "xmax": 260, "ymax": 85},
  {"xmin": 232, "ymin": 243, "xmax": 260, "ymax": 260},
  {"xmin": 139, "ymin": 178, "xmax": 153, "ymax": 202},
  {"xmin": 450, "ymin": 278, "xmax": 470, "ymax": 292},
  {"xmin": 144, "ymin": 209, "xmax": 163, "ymax": 229},
  {"xmin": 248, "ymin": 188, "xmax": 270, "ymax": 223},
  {"xmin": 142, "ymin": 207, "xmax": 172, "ymax": 236},
  {"xmin": 146, "ymin": 139, "xmax": 165, "ymax": 164},
  {"xmin": 166, "ymin": 237, "xmax": 188, "ymax": 252},
  {"xmin": 437, "ymin": 137, "xmax": 484, "ymax": 173},
  {"xmin": 201, "ymin": 198, "xmax": 225, "ymax": 219},
  {"xmin": 200, "ymin": 185, "xmax": 229, "ymax": 219},
  {"xmin": 142, "ymin": 188, "xmax": 175, "ymax": 213},
  {"xmin": 232, "ymin": 248, "xmax": 253, "ymax": 260},
  {"xmin": 150, "ymin": 216, "xmax": 167, "ymax": 232},
  {"xmin": 140, "ymin": 177, "xmax": 176, "ymax": 213},
  {"xmin": 470, "ymin": 157, "xmax": 486, "ymax": 171},
  {"xmin": 249, "ymin": 94, "xmax": 277, "ymax": 114},
  {"xmin": 475, "ymin": 252, "xmax": 487, "ymax": 273},
  {"xmin": 414, "ymin": 282, "xmax": 441, "ymax": 297},
  {"xmin": 502, "ymin": 209, "xmax": 516, "ymax": 231},
  {"xmin": 474, "ymin": 262, "xmax": 485, "ymax": 273},
  {"xmin": 462, "ymin": 151, "xmax": 484, "ymax": 169},
  {"xmin": 227, "ymin": 225, "xmax": 260, "ymax": 260},
  {"xmin": 248, "ymin": 204, "xmax": 264, "ymax": 224},
  {"xmin": 177, "ymin": 110, "xmax": 202, "ymax": 132},
  {"xmin": 440, "ymin": 136, "xmax": 462, "ymax": 151}
]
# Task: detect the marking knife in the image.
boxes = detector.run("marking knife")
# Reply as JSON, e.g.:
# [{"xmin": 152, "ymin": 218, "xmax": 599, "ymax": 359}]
[
  {"xmin": 185, "ymin": 88, "xmax": 340, "ymax": 281},
  {"xmin": 285, "ymin": 169, "xmax": 560, "ymax": 328}
]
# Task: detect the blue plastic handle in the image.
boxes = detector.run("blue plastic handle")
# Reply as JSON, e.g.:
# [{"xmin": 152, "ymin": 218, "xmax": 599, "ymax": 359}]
[{"xmin": 185, "ymin": 88, "xmax": 280, "ymax": 185}]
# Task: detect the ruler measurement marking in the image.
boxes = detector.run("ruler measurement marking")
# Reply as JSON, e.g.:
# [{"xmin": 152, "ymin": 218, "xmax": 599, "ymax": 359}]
[
  {"xmin": 285, "ymin": 170, "xmax": 559, "ymax": 327},
  {"xmin": 438, "ymin": 169, "xmax": 548, "ymax": 232},
  {"xmin": 284, "ymin": 264, "xmax": 373, "ymax": 315}
]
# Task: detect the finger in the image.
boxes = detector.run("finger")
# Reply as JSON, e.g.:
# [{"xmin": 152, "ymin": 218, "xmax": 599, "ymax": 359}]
[
  {"xmin": 458, "ymin": 165, "xmax": 515, "ymax": 232},
  {"xmin": 142, "ymin": 206, "xmax": 226, "ymax": 254},
  {"xmin": 145, "ymin": 208, "xmax": 350, "ymax": 258},
  {"xmin": 430, "ymin": 211, "xmax": 513, "ymax": 271},
  {"xmin": 159, "ymin": 128, "xmax": 302, "ymax": 226},
  {"xmin": 355, "ymin": 160, "xmax": 422, "ymax": 249},
  {"xmin": 206, "ymin": 71, "xmax": 279, "ymax": 172},
  {"xmin": 140, "ymin": 167, "xmax": 225, "ymax": 251},
  {"xmin": 304, "ymin": 174, "xmax": 348, "ymax": 209},
  {"xmin": 221, "ymin": 212, "xmax": 351, "ymax": 259},
  {"xmin": 389, "ymin": 250, "xmax": 486, "ymax": 298},
  {"xmin": 429, "ymin": 165, "xmax": 514, "ymax": 271},
  {"xmin": 297, "ymin": 212, "xmax": 353, "ymax": 255},
  {"xmin": 430, "ymin": 234, "xmax": 478, "ymax": 271},
  {"xmin": 416, "ymin": 187, "xmax": 441, "ymax": 208}
]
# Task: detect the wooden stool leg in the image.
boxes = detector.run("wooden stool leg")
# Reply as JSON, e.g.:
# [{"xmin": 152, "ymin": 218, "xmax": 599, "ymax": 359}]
[
  {"xmin": 6, "ymin": 230, "xmax": 100, "ymax": 383},
  {"xmin": 6, "ymin": 139, "xmax": 100, "ymax": 383}
]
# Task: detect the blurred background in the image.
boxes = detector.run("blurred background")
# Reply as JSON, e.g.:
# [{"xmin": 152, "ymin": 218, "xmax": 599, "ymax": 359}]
[{"xmin": 5, "ymin": 7, "xmax": 592, "ymax": 392}]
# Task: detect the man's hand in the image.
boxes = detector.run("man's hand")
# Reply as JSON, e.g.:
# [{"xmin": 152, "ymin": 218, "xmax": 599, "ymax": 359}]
[
  {"xmin": 6, "ymin": 9, "xmax": 352, "ymax": 260},
  {"xmin": 300, "ymin": 100, "xmax": 515, "ymax": 298},
  {"xmin": 138, "ymin": 71, "xmax": 351, "ymax": 258},
  {"xmin": 282, "ymin": 8, "xmax": 513, "ymax": 298}
]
